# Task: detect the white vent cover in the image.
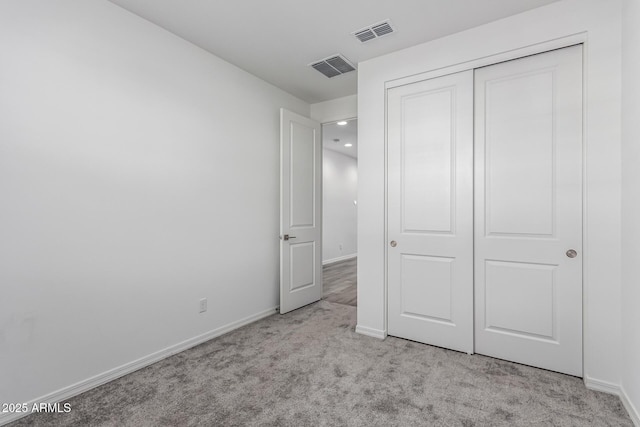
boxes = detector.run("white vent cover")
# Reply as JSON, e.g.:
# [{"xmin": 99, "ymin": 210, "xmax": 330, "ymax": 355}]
[
  {"xmin": 353, "ymin": 20, "xmax": 395, "ymax": 43},
  {"xmin": 310, "ymin": 54, "xmax": 356, "ymax": 78}
]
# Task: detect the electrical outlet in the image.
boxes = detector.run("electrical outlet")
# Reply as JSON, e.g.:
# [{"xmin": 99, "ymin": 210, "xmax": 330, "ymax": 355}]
[{"xmin": 199, "ymin": 298, "xmax": 207, "ymax": 313}]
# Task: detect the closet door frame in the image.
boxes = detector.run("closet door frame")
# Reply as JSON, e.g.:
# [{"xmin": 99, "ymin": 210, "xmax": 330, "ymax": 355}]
[{"xmin": 383, "ymin": 35, "xmax": 587, "ymax": 367}]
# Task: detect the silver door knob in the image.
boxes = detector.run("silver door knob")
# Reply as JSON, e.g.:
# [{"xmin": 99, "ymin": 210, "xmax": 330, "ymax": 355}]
[
  {"xmin": 566, "ymin": 249, "xmax": 577, "ymax": 258},
  {"xmin": 390, "ymin": 240, "xmax": 397, "ymax": 247}
]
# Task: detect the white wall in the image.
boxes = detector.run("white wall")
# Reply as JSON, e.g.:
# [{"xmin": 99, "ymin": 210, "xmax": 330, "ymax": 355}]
[
  {"xmin": 357, "ymin": 0, "xmax": 624, "ymax": 391},
  {"xmin": 0, "ymin": 0, "xmax": 308, "ymax": 417},
  {"xmin": 311, "ymin": 94, "xmax": 357, "ymax": 123},
  {"xmin": 323, "ymin": 149, "xmax": 357, "ymax": 264},
  {"xmin": 621, "ymin": 0, "xmax": 640, "ymax": 423}
]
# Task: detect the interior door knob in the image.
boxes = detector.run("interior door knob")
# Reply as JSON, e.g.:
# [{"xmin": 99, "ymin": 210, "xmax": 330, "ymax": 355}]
[
  {"xmin": 566, "ymin": 249, "xmax": 577, "ymax": 258},
  {"xmin": 282, "ymin": 234, "xmax": 296, "ymax": 241},
  {"xmin": 390, "ymin": 240, "xmax": 397, "ymax": 247}
]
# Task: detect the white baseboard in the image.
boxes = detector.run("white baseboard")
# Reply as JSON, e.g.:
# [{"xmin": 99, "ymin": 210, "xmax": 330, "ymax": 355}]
[
  {"xmin": 583, "ymin": 376, "xmax": 640, "ymax": 425},
  {"xmin": 621, "ymin": 386, "xmax": 640, "ymax": 427},
  {"xmin": 584, "ymin": 376, "xmax": 621, "ymax": 395},
  {"xmin": 355, "ymin": 324, "xmax": 386, "ymax": 340},
  {"xmin": 322, "ymin": 253, "xmax": 357, "ymax": 266},
  {"xmin": 0, "ymin": 307, "xmax": 278, "ymax": 427}
]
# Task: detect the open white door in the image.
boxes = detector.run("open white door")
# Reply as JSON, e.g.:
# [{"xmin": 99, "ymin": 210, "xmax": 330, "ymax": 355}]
[{"xmin": 279, "ymin": 108, "xmax": 322, "ymax": 314}]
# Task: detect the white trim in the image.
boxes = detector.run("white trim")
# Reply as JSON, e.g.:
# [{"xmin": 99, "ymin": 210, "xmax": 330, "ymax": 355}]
[
  {"xmin": 621, "ymin": 386, "xmax": 640, "ymax": 427},
  {"xmin": 581, "ymin": 38, "xmax": 590, "ymax": 383},
  {"xmin": 584, "ymin": 376, "xmax": 621, "ymax": 395},
  {"xmin": 584, "ymin": 377, "xmax": 640, "ymax": 425},
  {"xmin": 322, "ymin": 253, "xmax": 357, "ymax": 265},
  {"xmin": 0, "ymin": 307, "xmax": 278, "ymax": 427},
  {"xmin": 384, "ymin": 33, "xmax": 586, "ymax": 91},
  {"xmin": 355, "ymin": 324, "xmax": 386, "ymax": 340}
]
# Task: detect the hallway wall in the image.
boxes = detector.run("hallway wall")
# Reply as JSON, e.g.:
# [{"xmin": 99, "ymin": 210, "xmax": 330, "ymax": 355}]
[{"xmin": 323, "ymin": 149, "xmax": 357, "ymax": 264}]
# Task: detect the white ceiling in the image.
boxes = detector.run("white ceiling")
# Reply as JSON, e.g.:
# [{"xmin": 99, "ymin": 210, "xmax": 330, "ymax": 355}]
[
  {"xmin": 108, "ymin": 0, "xmax": 559, "ymax": 104},
  {"xmin": 323, "ymin": 119, "xmax": 358, "ymax": 159}
]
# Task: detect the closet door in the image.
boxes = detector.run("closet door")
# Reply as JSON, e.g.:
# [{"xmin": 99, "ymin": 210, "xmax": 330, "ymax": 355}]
[
  {"xmin": 387, "ymin": 71, "xmax": 474, "ymax": 353},
  {"xmin": 474, "ymin": 46, "xmax": 583, "ymax": 376}
]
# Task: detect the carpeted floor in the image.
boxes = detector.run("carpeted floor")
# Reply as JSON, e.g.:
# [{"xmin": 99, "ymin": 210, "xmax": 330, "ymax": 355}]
[{"xmin": 10, "ymin": 300, "xmax": 632, "ymax": 426}]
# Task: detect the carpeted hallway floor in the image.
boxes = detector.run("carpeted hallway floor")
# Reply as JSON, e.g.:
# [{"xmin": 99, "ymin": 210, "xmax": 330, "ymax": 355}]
[{"xmin": 10, "ymin": 299, "xmax": 632, "ymax": 426}]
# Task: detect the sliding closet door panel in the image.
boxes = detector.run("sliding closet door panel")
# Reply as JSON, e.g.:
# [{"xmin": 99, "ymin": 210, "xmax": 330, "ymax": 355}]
[
  {"xmin": 474, "ymin": 45, "xmax": 583, "ymax": 376},
  {"xmin": 387, "ymin": 70, "xmax": 473, "ymax": 353}
]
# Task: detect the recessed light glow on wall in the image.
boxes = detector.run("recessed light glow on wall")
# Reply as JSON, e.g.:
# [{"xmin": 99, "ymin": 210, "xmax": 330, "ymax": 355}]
[
  {"xmin": 344, "ymin": 143, "xmax": 353, "ymax": 147},
  {"xmin": 337, "ymin": 121, "xmax": 348, "ymax": 126}
]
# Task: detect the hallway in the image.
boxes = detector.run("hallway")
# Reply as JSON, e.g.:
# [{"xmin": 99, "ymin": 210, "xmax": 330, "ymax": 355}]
[{"xmin": 323, "ymin": 258, "xmax": 357, "ymax": 307}]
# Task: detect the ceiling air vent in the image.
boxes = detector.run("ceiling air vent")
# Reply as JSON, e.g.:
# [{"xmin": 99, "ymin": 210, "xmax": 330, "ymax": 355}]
[
  {"xmin": 352, "ymin": 20, "xmax": 395, "ymax": 43},
  {"xmin": 354, "ymin": 28, "xmax": 376, "ymax": 43},
  {"xmin": 310, "ymin": 54, "xmax": 356, "ymax": 78}
]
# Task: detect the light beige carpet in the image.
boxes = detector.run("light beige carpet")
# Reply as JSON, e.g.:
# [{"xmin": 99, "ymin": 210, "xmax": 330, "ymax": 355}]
[{"xmin": 10, "ymin": 300, "xmax": 632, "ymax": 426}]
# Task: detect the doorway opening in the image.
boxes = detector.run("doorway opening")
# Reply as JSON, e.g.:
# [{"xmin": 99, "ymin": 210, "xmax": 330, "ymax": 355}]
[{"xmin": 321, "ymin": 118, "xmax": 358, "ymax": 307}]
